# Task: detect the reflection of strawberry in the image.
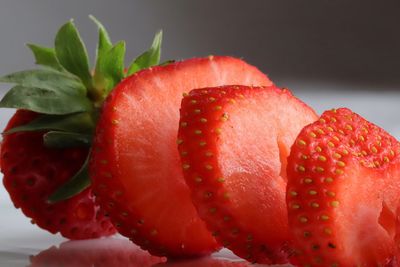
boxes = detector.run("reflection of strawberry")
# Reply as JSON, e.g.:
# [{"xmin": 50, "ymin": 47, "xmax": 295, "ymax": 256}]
[
  {"xmin": 29, "ymin": 238, "xmax": 165, "ymax": 267},
  {"xmin": 287, "ymin": 108, "xmax": 400, "ymax": 266},
  {"xmin": 156, "ymin": 256, "xmax": 251, "ymax": 267},
  {"xmin": 177, "ymin": 85, "xmax": 317, "ymax": 264},
  {"xmin": 0, "ymin": 17, "xmax": 162, "ymax": 239},
  {"xmin": 2, "ymin": 110, "xmax": 115, "ymax": 239},
  {"xmin": 90, "ymin": 56, "xmax": 272, "ymax": 257}
]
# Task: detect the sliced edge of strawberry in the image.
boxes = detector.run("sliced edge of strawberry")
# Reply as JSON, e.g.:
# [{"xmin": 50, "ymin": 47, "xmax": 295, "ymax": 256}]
[{"xmin": 287, "ymin": 108, "xmax": 400, "ymax": 266}]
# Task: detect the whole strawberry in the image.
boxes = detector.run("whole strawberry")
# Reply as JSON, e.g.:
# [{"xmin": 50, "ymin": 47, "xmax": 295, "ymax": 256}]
[
  {"xmin": 2, "ymin": 110, "xmax": 115, "ymax": 239},
  {"xmin": 0, "ymin": 16, "xmax": 163, "ymax": 239}
]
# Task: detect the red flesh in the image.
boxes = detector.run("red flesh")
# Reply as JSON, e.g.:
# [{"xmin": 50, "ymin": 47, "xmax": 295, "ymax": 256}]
[
  {"xmin": 177, "ymin": 85, "xmax": 317, "ymax": 263},
  {"xmin": 287, "ymin": 108, "xmax": 400, "ymax": 266},
  {"xmin": 395, "ymin": 204, "xmax": 400, "ymax": 266},
  {"xmin": 90, "ymin": 56, "xmax": 272, "ymax": 257}
]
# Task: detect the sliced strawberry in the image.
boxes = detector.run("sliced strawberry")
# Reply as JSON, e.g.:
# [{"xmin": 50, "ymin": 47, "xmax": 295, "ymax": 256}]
[
  {"xmin": 0, "ymin": 17, "xmax": 163, "ymax": 239},
  {"xmin": 1, "ymin": 110, "xmax": 115, "ymax": 239},
  {"xmin": 89, "ymin": 56, "xmax": 272, "ymax": 257},
  {"xmin": 29, "ymin": 238, "xmax": 165, "ymax": 267},
  {"xmin": 393, "ymin": 203, "xmax": 400, "ymax": 267},
  {"xmin": 177, "ymin": 85, "xmax": 317, "ymax": 263},
  {"xmin": 287, "ymin": 108, "xmax": 400, "ymax": 266},
  {"xmin": 395, "ymin": 204, "xmax": 400, "ymax": 266}
]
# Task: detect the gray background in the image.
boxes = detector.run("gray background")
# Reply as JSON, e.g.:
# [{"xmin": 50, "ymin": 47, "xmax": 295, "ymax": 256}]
[{"xmin": 0, "ymin": 0, "xmax": 399, "ymax": 88}]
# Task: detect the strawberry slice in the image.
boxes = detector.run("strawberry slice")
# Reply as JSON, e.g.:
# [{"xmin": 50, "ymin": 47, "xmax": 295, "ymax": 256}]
[
  {"xmin": 177, "ymin": 85, "xmax": 317, "ymax": 263},
  {"xmin": 395, "ymin": 204, "xmax": 400, "ymax": 265},
  {"xmin": 89, "ymin": 56, "xmax": 272, "ymax": 257},
  {"xmin": 287, "ymin": 108, "xmax": 400, "ymax": 266}
]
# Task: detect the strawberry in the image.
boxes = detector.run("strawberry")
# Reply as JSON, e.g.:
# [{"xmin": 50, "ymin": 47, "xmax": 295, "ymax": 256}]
[
  {"xmin": 29, "ymin": 238, "xmax": 165, "ymax": 267},
  {"xmin": 395, "ymin": 204, "xmax": 400, "ymax": 265},
  {"xmin": 0, "ymin": 16, "xmax": 163, "ymax": 239},
  {"xmin": 89, "ymin": 56, "xmax": 272, "ymax": 257},
  {"xmin": 2, "ymin": 110, "xmax": 115, "ymax": 239},
  {"xmin": 286, "ymin": 108, "xmax": 400, "ymax": 266},
  {"xmin": 177, "ymin": 85, "xmax": 318, "ymax": 263}
]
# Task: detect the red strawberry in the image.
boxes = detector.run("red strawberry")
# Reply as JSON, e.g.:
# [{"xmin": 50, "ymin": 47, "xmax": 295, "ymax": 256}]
[
  {"xmin": 89, "ymin": 56, "xmax": 272, "ymax": 257},
  {"xmin": 177, "ymin": 85, "xmax": 317, "ymax": 263},
  {"xmin": 29, "ymin": 238, "xmax": 165, "ymax": 267},
  {"xmin": 0, "ymin": 17, "xmax": 163, "ymax": 239},
  {"xmin": 1, "ymin": 110, "xmax": 116, "ymax": 239},
  {"xmin": 286, "ymin": 108, "xmax": 400, "ymax": 266},
  {"xmin": 395, "ymin": 205, "xmax": 400, "ymax": 266}
]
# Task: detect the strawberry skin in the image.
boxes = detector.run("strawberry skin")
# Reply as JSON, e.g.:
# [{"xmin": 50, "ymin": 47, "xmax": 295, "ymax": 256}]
[
  {"xmin": 89, "ymin": 56, "xmax": 272, "ymax": 257},
  {"xmin": 395, "ymin": 205, "xmax": 400, "ymax": 266},
  {"xmin": 1, "ymin": 110, "xmax": 115, "ymax": 239},
  {"xmin": 287, "ymin": 108, "xmax": 400, "ymax": 266},
  {"xmin": 177, "ymin": 85, "xmax": 317, "ymax": 263}
]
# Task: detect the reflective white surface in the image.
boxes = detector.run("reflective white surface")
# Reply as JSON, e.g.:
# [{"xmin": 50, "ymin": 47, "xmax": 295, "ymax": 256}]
[
  {"xmin": 0, "ymin": 199, "xmax": 291, "ymax": 267},
  {"xmin": 0, "ymin": 83, "xmax": 399, "ymax": 266},
  {"xmin": 0, "ymin": 202, "xmax": 257, "ymax": 267}
]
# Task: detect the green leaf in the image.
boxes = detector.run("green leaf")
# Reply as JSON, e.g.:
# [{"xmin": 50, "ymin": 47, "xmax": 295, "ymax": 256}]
[
  {"xmin": 127, "ymin": 30, "xmax": 162, "ymax": 76},
  {"xmin": 0, "ymin": 69, "xmax": 92, "ymax": 114},
  {"xmin": 0, "ymin": 69, "xmax": 87, "ymax": 96},
  {"xmin": 90, "ymin": 16, "xmax": 126, "ymax": 94},
  {"xmin": 26, "ymin": 44, "xmax": 64, "ymax": 71},
  {"xmin": 89, "ymin": 15, "xmax": 113, "ymax": 61},
  {"xmin": 43, "ymin": 131, "xmax": 92, "ymax": 148},
  {"xmin": 4, "ymin": 112, "xmax": 95, "ymax": 134},
  {"xmin": 94, "ymin": 41, "xmax": 126, "ymax": 94},
  {"xmin": 48, "ymin": 155, "xmax": 90, "ymax": 203},
  {"xmin": 0, "ymin": 85, "xmax": 92, "ymax": 114},
  {"xmin": 55, "ymin": 20, "xmax": 93, "ymax": 89}
]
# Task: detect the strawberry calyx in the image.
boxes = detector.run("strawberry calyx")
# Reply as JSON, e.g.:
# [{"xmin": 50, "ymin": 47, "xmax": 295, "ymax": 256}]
[{"xmin": 0, "ymin": 16, "xmax": 164, "ymax": 202}]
